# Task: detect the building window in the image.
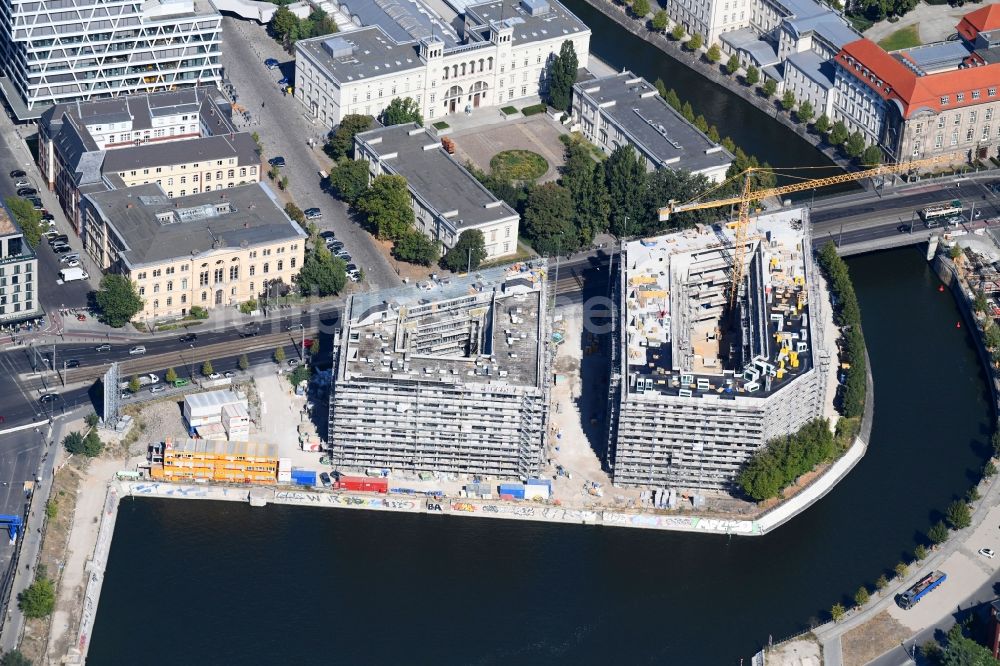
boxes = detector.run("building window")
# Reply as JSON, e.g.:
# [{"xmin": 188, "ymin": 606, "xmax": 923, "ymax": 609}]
[
  {"xmin": 199, "ymin": 271, "xmax": 209, "ymax": 286},
  {"xmin": 166, "ymin": 297, "xmax": 172, "ymax": 306},
  {"xmin": 966, "ymin": 128, "xmax": 974, "ymax": 142},
  {"xmin": 263, "ymin": 263, "xmax": 269, "ymax": 274},
  {"xmin": 250, "ymin": 265, "xmax": 255, "ymax": 276},
  {"xmin": 941, "ymin": 96, "xmax": 949, "ymax": 106},
  {"xmin": 937, "ymin": 117, "xmax": 945, "ymax": 128},
  {"xmin": 957, "ymin": 93, "xmax": 965, "ymax": 102},
  {"xmin": 214, "ymin": 268, "xmax": 224, "ymax": 283},
  {"xmin": 973, "ymin": 90, "xmax": 981, "ymax": 100},
  {"xmin": 971, "ymin": 111, "xmax": 978, "ymax": 123},
  {"xmin": 182, "ymin": 278, "xmax": 188, "ymax": 289},
  {"xmin": 983, "ymin": 125, "xmax": 991, "ymax": 141},
  {"xmin": 277, "ymin": 260, "xmax": 283, "ymax": 271},
  {"xmin": 201, "ymin": 291, "xmax": 207, "ymax": 302},
  {"xmin": 951, "ymin": 131, "xmax": 958, "ymax": 146},
  {"xmin": 167, "ymin": 281, "xmax": 173, "ymax": 291},
  {"xmin": 290, "ymin": 257, "xmax": 296, "ymax": 269},
  {"xmin": 166, "ymin": 267, "xmax": 174, "ymax": 275},
  {"xmin": 153, "ymin": 284, "xmax": 160, "ymax": 293},
  {"xmin": 229, "ymin": 266, "xmax": 238, "ymax": 280},
  {"xmin": 954, "ymin": 113, "xmax": 961, "ymax": 125},
  {"xmin": 240, "ymin": 168, "xmax": 246, "ymax": 177},
  {"xmin": 228, "ymin": 169, "xmax": 234, "ymax": 178}
]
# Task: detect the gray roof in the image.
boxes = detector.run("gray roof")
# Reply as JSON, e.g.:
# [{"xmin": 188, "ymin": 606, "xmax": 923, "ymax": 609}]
[
  {"xmin": 721, "ymin": 27, "xmax": 780, "ymax": 67},
  {"xmin": 83, "ymin": 182, "xmax": 307, "ymax": 267},
  {"xmin": 338, "ymin": 0, "xmax": 460, "ymax": 46},
  {"xmin": 574, "ymin": 73, "xmax": 734, "ymax": 175},
  {"xmin": 296, "ymin": 27, "xmax": 423, "ymax": 85},
  {"xmin": 782, "ymin": 12, "xmax": 858, "ymax": 50},
  {"xmin": 102, "ymin": 133, "xmax": 260, "ymax": 172},
  {"xmin": 355, "ymin": 123, "xmax": 519, "ymax": 230},
  {"xmin": 784, "ymin": 50, "xmax": 836, "ymax": 90},
  {"xmin": 896, "ymin": 40, "xmax": 971, "ymax": 72},
  {"xmin": 464, "ymin": 0, "xmax": 588, "ymax": 46}
]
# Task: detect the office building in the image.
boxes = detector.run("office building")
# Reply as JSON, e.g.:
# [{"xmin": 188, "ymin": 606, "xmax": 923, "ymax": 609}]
[
  {"xmin": 329, "ymin": 263, "xmax": 550, "ymax": 478},
  {"xmin": 355, "ymin": 123, "xmax": 520, "ymax": 259},
  {"xmin": 607, "ymin": 209, "xmax": 830, "ymax": 490},
  {"xmin": 571, "ymin": 72, "xmax": 733, "ymax": 183},
  {"xmin": 80, "ymin": 181, "xmax": 306, "ymax": 320},
  {"xmin": 0, "ymin": 0, "xmax": 222, "ymax": 119},
  {"xmin": 38, "ymin": 88, "xmax": 260, "ymax": 234},
  {"xmin": 294, "ymin": 0, "xmax": 590, "ymax": 126},
  {"xmin": 0, "ymin": 203, "xmax": 40, "ymax": 327}
]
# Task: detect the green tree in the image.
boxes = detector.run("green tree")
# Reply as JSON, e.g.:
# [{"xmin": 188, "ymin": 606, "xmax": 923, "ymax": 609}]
[
  {"xmin": 442, "ymin": 229, "xmax": 488, "ymax": 273},
  {"xmin": 762, "ymin": 79, "xmax": 777, "ymax": 97},
  {"xmin": 874, "ymin": 574, "xmax": 889, "ymax": 591},
  {"xmin": 707, "ymin": 126, "xmax": 721, "ymax": 143},
  {"xmin": 725, "ymin": 53, "xmax": 739, "ymax": 74},
  {"xmin": 274, "ymin": 347, "xmax": 286, "ymax": 363},
  {"xmin": 82, "ymin": 430, "xmax": 102, "ymax": 457},
  {"xmin": 379, "ymin": 96, "xmax": 423, "ymax": 127},
  {"xmin": 687, "ymin": 32, "xmax": 703, "ymax": 51},
  {"xmin": 356, "ymin": 174, "xmax": 414, "ymax": 240},
  {"xmin": 681, "ymin": 101, "xmax": 695, "ymax": 122},
  {"xmin": 814, "ymin": 113, "xmax": 831, "ymax": 136},
  {"xmin": 861, "ymin": 144, "xmax": 882, "ymax": 166},
  {"xmin": 914, "ymin": 544, "xmax": 928, "ymax": 560},
  {"xmin": 523, "ymin": 183, "xmax": 575, "ymax": 256},
  {"xmin": 189, "ymin": 305, "xmax": 208, "ymax": 319},
  {"xmin": 993, "ymin": 432, "xmax": 1000, "ymax": 457},
  {"xmin": 1, "ymin": 649, "xmax": 32, "ymax": 666},
  {"xmin": 201, "ymin": 360, "xmax": 214, "ymax": 377},
  {"xmin": 547, "ymin": 41, "xmax": 579, "ymax": 112},
  {"xmin": 561, "ymin": 142, "xmax": 611, "ymax": 245},
  {"xmin": 328, "ymin": 159, "xmax": 370, "ymax": 204},
  {"xmin": 928, "ymin": 520, "xmax": 950, "ymax": 544},
  {"xmin": 325, "ymin": 114, "xmax": 374, "ymax": 160},
  {"xmin": 694, "ymin": 114, "xmax": 709, "ymax": 133},
  {"xmin": 284, "ymin": 202, "xmax": 305, "ymax": 224},
  {"xmin": 652, "ymin": 9, "xmax": 668, "ymax": 31},
  {"xmin": 392, "ymin": 229, "xmax": 439, "ymax": 265},
  {"xmin": 845, "ymin": 131, "xmax": 866, "ymax": 158},
  {"xmin": 985, "ymin": 461, "xmax": 997, "ymax": 478},
  {"xmin": 706, "ymin": 44, "xmax": 722, "ymax": 63},
  {"xmin": 830, "ymin": 120, "xmax": 849, "ymax": 146},
  {"xmin": 95, "ymin": 275, "xmax": 144, "ymax": 328},
  {"xmin": 745, "ymin": 65, "xmax": 759, "ymax": 86},
  {"xmin": 947, "ymin": 500, "xmax": 972, "ymax": 529},
  {"xmin": 643, "ymin": 168, "xmax": 714, "ymax": 234},
  {"xmin": 4, "ymin": 197, "xmax": 43, "ymax": 248},
  {"xmin": 671, "ymin": 24, "xmax": 685, "ymax": 41},
  {"xmin": 85, "ymin": 412, "xmax": 100, "ymax": 428},
  {"xmin": 238, "ymin": 354, "xmax": 249, "ymax": 371},
  {"xmin": 269, "ymin": 5, "xmax": 299, "ymax": 46},
  {"xmin": 974, "ymin": 291, "xmax": 989, "ymax": 313},
  {"xmin": 830, "ymin": 603, "xmax": 845, "ymax": 622},
  {"xmin": 279, "ymin": 175, "xmax": 289, "ymax": 191},
  {"xmin": 128, "ymin": 375, "xmax": 141, "ymax": 393},
  {"xmin": 62, "ymin": 431, "xmax": 85, "ymax": 455},
  {"xmin": 737, "ymin": 418, "xmax": 837, "ymax": 500},
  {"xmin": 797, "ymin": 99, "xmax": 814, "ymax": 124},
  {"xmin": 854, "ymin": 586, "xmax": 870, "ymax": 607},
  {"xmin": 603, "ymin": 145, "xmax": 647, "ymax": 237},
  {"xmin": 967, "ymin": 486, "xmax": 981, "ymax": 503},
  {"xmin": 894, "ymin": 562, "xmax": 908, "ymax": 579},
  {"xmin": 631, "ymin": 0, "xmax": 650, "ymax": 17},
  {"xmin": 781, "ymin": 90, "xmax": 796, "ymax": 111},
  {"xmin": 18, "ymin": 570, "xmax": 54, "ymax": 619},
  {"xmin": 941, "ymin": 624, "xmax": 996, "ymax": 664},
  {"xmin": 165, "ymin": 367, "xmax": 177, "ymax": 384},
  {"xmin": 296, "ymin": 245, "xmax": 347, "ymax": 296},
  {"xmin": 663, "ymin": 89, "xmax": 682, "ymax": 110}
]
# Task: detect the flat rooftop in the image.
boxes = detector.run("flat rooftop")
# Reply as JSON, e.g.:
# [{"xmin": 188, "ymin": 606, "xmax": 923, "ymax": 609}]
[
  {"xmin": 575, "ymin": 73, "xmax": 734, "ymax": 175},
  {"xmin": 102, "ymin": 132, "xmax": 259, "ymax": 172},
  {"xmin": 163, "ymin": 438, "xmax": 278, "ymax": 459},
  {"xmin": 0, "ymin": 206, "xmax": 17, "ymax": 236},
  {"xmin": 296, "ymin": 27, "xmax": 423, "ymax": 84},
  {"xmin": 355, "ymin": 123, "xmax": 518, "ymax": 230},
  {"xmin": 623, "ymin": 208, "xmax": 814, "ymax": 399},
  {"xmin": 84, "ymin": 182, "xmax": 306, "ymax": 268},
  {"xmin": 464, "ymin": 0, "xmax": 588, "ymax": 47},
  {"xmin": 336, "ymin": 0, "xmax": 460, "ymax": 46},
  {"xmin": 342, "ymin": 262, "xmax": 548, "ymax": 388}
]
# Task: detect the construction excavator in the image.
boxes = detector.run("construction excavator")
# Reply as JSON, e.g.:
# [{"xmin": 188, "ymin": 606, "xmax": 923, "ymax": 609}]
[{"xmin": 658, "ymin": 154, "xmax": 948, "ymax": 306}]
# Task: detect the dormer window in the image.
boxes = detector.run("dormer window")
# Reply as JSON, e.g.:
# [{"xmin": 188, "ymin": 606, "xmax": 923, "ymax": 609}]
[
  {"xmin": 940, "ymin": 96, "xmax": 949, "ymax": 105},
  {"xmin": 956, "ymin": 92, "xmax": 965, "ymax": 102}
]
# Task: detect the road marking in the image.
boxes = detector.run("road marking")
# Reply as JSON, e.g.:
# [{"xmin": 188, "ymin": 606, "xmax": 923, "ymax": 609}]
[{"xmin": 0, "ymin": 419, "xmax": 48, "ymax": 437}]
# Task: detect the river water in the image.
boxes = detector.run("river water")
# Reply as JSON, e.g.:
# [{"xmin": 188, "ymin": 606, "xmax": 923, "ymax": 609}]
[{"xmin": 87, "ymin": 248, "xmax": 992, "ymax": 665}]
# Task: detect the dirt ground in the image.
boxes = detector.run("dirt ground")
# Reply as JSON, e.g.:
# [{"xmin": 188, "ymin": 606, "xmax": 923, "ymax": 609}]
[
  {"xmin": 841, "ymin": 610, "xmax": 910, "ymax": 666},
  {"xmin": 766, "ymin": 637, "xmax": 822, "ymax": 665},
  {"xmin": 450, "ymin": 115, "xmax": 568, "ymax": 183}
]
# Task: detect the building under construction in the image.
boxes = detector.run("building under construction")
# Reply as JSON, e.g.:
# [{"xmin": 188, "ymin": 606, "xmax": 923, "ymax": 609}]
[
  {"xmin": 328, "ymin": 262, "xmax": 550, "ymax": 478},
  {"xmin": 607, "ymin": 208, "xmax": 831, "ymax": 491},
  {"xmin": 149, "ymin": 438, "xmax": 279, "ymax": 484}
]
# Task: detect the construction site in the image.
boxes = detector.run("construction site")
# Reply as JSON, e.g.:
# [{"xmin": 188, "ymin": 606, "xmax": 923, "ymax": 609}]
[
  {"xmin": 606, "ymin": 208, "xmax": 833, "ymax": 491},
  {"xmin": 327, "ymin": 262, "xmax": 551, "ymax": 479}
]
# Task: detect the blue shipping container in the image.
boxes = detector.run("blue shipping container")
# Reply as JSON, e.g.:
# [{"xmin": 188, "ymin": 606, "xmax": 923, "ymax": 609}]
[
  {"xmin": 499, "ymin": 484, "xmax": 525, "ymax": 499},
  {"xmin": 290, "ymin": 469, "xmax": 317, "ymax": 484},
  {"xmin": 526, "ymin": 479, "xmax": 552, "ymax": 490}
]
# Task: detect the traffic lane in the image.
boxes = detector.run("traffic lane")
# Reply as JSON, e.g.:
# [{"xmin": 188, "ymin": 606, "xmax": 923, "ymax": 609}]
[
  {"xmin": 0, "ymin": 429, "xmax": 42, "ymax": 514},
  {"xmin": 219, "ymin": 17, "xmax": 401, "ymax": 291},
  {"xmin": 811, "ymin": 183, "xmax": 1000, "ymax": 226}
]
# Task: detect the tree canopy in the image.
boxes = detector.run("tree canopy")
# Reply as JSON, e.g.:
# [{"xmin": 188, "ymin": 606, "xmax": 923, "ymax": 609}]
[
  {"xmin": 546, "ymin": 41, "xmax": 579, "ymax": 112},
  {"xmin": 604, "ymin": 145, "xmax": 646, "ymax": 237},
  {"xmin": 745, "ymin": 65, "xmax": 759, "ymax": 86},
  {"xmin": 327, "ymin": 158, "xmax": 369, "ymax": 204},
  {"xmin": 631, "ymin": 0, "xmax": 650, "ymax": 17},
  {"xmin": 442, "ymin": 229, "xmax": 488, "ymax": 273},
  {"xmin": 561, "ymin": 141, "xmax": 610, "ymax": 246},
  {"xmin": 817, "ymin": 242, "xmax": 867, "ymax": 418},
  {"xmin": 380, "ymin": 97, "xmax": 423, "ymax": 127},
  {"xmin": 355, "ymin": 174, "xmax": 414, "ymax": 240},
  {"xmin": 737, "ymin": 419, "xmax": 838, "ymax": 501},
  {"xmin": 95, "ymin": 274, "xmax": 144, "ymax": 328},
  {"xmin": 269, "ymin": 5, "xmax": 338, "ymax": 47},
  {"xmin": 325, "ymin": 114, "xmax": 373, "ymax": 160},
  {"xmin": 392, "ymin": 229, "xmax": 439, "ymax": 266},
  {"xmin": 706, "ymin": 44, "xmax": 722, "ymax": 63},
  {"xmin": 296, "ymin": 245, "xmax": 347, "ymax": 296},
  {"xmin": 845, "ymin": 131, "xmax": 866, "ymax": 158},
  {"xmin": 651, "ymin": 9, "xmax": 668, "ymax": 31},
  {"xmin": 522, "ymin": 183, "xmax": 575, "ymax": 256},
  {"xmin": 797, "ymin": 99, "xmax": 814, "ymax": 124},
  {"xmin": 18, "ymin": 570, "xmax": 54, "ymax": 619}
]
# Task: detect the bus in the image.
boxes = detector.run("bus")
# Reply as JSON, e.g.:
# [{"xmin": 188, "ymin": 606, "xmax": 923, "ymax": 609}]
[
  {"xmin": 897, "ymin": 570, "xmax": 946, "ymax": 609},
  {"xmin": 920, "ymin": 200, "xmax": 964, "ymax": 224}
]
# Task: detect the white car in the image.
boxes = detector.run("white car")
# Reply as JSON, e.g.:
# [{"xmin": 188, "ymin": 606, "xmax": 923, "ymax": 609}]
[
  {"xmin": 64, "ymin": 259, "xmax": 79, "ymax": 267},
  {"xmin": 60, "ymin": 253, "xmax": 79, "ymax": 264},
  {"xmin": 208, "ymin": 372, "xmax": 222, "ymax": 380},
  {"xmin": 128, "ymin": 345, "xmax": 146, "ymax": 355},
  {"xmin": 980, "ymin": 548, "xmax": 995, "ymax": 559},
  {"xmin": 150, "ymin": 385, "xmax": 166, "ymax": 394}
]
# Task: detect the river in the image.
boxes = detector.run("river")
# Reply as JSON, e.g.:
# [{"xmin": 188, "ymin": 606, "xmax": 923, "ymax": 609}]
[{"xmin": 86, "ymin": 247, "xmax": 992, "ymax": 665}]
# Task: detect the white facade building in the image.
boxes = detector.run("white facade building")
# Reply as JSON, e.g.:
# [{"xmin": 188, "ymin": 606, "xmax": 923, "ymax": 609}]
[
  {"xmin": 295, "ymin": 0, "xmax": 589, "ymax": 127},
  {"xmin": 0, "ymin": 0, "xmax": 222, "ymax": 119},
  {"xmin": 0, "ymin": 203, "xmax": 40, "ymax": 328}
]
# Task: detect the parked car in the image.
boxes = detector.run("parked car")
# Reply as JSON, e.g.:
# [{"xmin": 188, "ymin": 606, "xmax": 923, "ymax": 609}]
[
  {"xmin": 207, "ymin": 372, "xmax": 222, "ymax": 380},
  {"xmin": 981, "ymin": 548, "xmax": 996, "ymax": 559},
  {"xmin": 327, "ymin": 240, "xmax": 344, "ymax": 251},
  {"xmin": 319, "ymin": 230, "xmax": 335, "ymax": 239},
  {"xmin": 336, "ymin": 252, "xmax": 352, "ymax": 263},
  {"xmin": 13, "ymin": 179, "xmax": 29, "ymax": 188},
  {"xmin": 120, "ymin": 391, "xmax": 132, "ymax": 400},
  {"xmin": 64, "ymin": 359, "xmax": 80, "ymax": 368},
  {"xmin": 179, "ymin": 333, "xmax": 197, "ymax": 343},
  {"xmin": 28, "ymin": 197, "xmax": 43, "ymax": 210},
  {"xmin": 43, "ymin": 229, "xmax": 58, "ymax": 239},
  {"xmin": 268, "ymin": 156, "xmax": 286, "ymax": 167},
  {"xmin": 41, "ymin": 212, "xmax": 54, "ymax": 221},
  {"xmin": 16, "ymin": 187, "xmax": 36, "ymax": 197},
  {"xmin": 95, "ymin": 343, "xmax": 112, "ymax": 352},
  {"xmin": 287, "ymin": 323, "xmax": 303, "ymax": 330},
  {"xmin": 287, "ymin": 359, "xmax": 300, "ymax": 367},
  {"xmin": 349, "ymin": 272, "xmax": 361, "ymax": 283},
  {"xmin": 346, "ymin": 263, "xmax": 358, "ymax": 273},
  {"xmin": 304, "ymin": 207, "xmax": 322, "ymax": 220},
  {"xmin": 264, "ymin": 58, "xmax": 279, "ymax": 69},
  {"xmin": 38, "ymin": 393, "xmax": 59, "ymax": 404},
  {"xmin": 49, "ymin": 233, "xmax": 68, "ymax": 244},
  {"xmin": 223, "ymin": 371, "xmax": 234, "ymax": 378},
  {"xmin": 9, "ymin": 169, "xmax": 26, "ymax": 178},
  {"xmin": 150, "ymin": 385, "xmax": 166, "ymax": 394},
  {"xmin": 278, "ymin": 76, "xmax": 290, "ymax": 86},
  {"xmin": 128, "ymin": 345, "xmax": 146, "ymax": 355},
  {"xmin": 173, "ymin": 378, "xmax": 190, "ymax": 387},
  {"xmin": 53, "ymin": 245, "xmax": 73, "ymax": 254},
  {"xmin": 60, "ymin": 253, "xmax": 79, "ymax": 263},
  {"xmin": 64, "ymin": 259, "xmax": 79, "ymax": 267},
  {"xmin": 319, "ymin": 472, "xmax": 332, "ymax": 487}
]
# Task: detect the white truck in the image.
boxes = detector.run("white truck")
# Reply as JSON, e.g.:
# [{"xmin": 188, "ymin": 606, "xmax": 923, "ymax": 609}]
[
  {"xmin": 58, "ymin": 267, "xmax": 89, "ymax": 282},
  {"xmin": 119, "ymin": 373, "xmax": 159, "ymax": 390}
]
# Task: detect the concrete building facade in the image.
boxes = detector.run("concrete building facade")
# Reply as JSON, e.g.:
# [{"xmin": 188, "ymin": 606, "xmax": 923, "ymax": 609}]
[
  {"xmin": 294, "ymin": 0, "xmax": 589, "ymax": 127},
  {"xmin": 832, "ymin": 6, "xmax": 1000, "ymax": 166},
  {"xmin": 38, "ymin": 88, "xmax": 260, "ymax": 235},
  {"xmin": 571, "ymin": 72, "xmax": 734, "ymax": 183},
  {"xmin": 607, "ymin": 209, "xmax": 829, "ymax": 491},
  {"xmin": 329, "ymin": 263, "xmax": 550, "ymax": 478},
  {"xmin": 80, "ymin": 182, "xmax": 306, "ymax": 320},
  {"xmin": 355, "ymin": 123, "xmax": 520, "ymax": 259},
  {"xmin": 0, "ymin": 0, "xmax": 222, "ymax": 119},
  {"xmin": 0, "ymin": 204, "xmax": 40, "ymax": 328}
]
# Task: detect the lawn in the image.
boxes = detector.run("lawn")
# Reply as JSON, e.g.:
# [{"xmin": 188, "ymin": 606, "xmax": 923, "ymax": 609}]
[
  {"xmin": 877, "ymin": 25, "xmax": 920, "ymax": 51},
  {"xmin": 490, "ymin": 149, "xmax": 548, "ymax": 182}
]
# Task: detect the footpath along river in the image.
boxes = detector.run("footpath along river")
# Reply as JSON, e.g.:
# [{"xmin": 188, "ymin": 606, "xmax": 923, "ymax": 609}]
[{"xmin": 86, "ymin": 247, "xmax": 992, "ymax": 665}]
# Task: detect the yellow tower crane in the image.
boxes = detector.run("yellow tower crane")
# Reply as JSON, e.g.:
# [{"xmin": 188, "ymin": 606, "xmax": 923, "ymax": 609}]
[{"xmin": 658, "ymin": 154, "xmax": 947, "ymax": 306}]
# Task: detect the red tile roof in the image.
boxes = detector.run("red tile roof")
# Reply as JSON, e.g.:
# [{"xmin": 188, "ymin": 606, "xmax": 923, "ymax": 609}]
[
  {"xmin": 956, "ymin": 4, "xmax": 1000, "ymax": 42},
  {"xmin": 835, "ymin": 38, "xmax": 1000, "ymax": 118}
]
